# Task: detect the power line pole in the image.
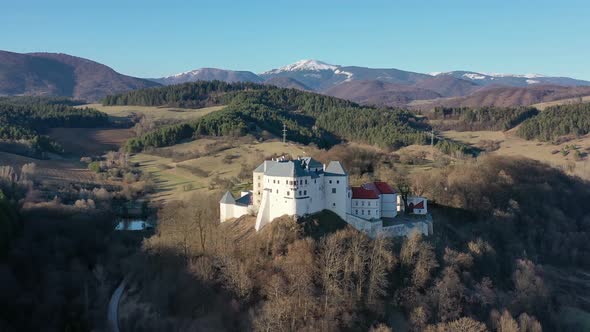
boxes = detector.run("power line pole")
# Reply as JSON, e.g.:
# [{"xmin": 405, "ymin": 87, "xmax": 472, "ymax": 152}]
[{"xmin": 282, "ymin": 123, "xmax": 287, "ymax": 144}]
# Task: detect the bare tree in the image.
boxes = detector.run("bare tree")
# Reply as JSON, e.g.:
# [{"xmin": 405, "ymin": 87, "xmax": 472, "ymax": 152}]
[
  {"xmin": 367, "ymin": 235, "xmax": 394, "ymax": 307},
  {"xmin": 319, "ymin": 232, "xmax": 346, "ymax": 312}
]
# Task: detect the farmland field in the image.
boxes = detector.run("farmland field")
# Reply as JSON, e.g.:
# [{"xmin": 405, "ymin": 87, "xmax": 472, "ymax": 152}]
[
  {"xmin": 79, "ymin": 103, "xmax": 224, "ymax": 122},
  {"xmin": 442, "ymin": 130, "xmax": 590, "ymax": 179}
]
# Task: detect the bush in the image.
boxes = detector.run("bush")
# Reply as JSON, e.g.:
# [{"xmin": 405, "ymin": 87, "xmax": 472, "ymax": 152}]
[{"xmin": 88, "ymin": 161, "xmax": 101, "ymax": 173}]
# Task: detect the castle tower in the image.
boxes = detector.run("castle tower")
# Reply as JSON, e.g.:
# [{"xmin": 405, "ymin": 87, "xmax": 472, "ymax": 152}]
[{"xmin": 323, "ymin": 161, "xmax": 350, "ymax": 219}]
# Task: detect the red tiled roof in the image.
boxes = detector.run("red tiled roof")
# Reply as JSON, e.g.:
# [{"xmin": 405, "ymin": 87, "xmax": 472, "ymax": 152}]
[
  {"xmin": 361, "ymin": 181, "xmax": 396, "ymax": 195},
  {"xmin": 351, "ymin": 186, "xmax": 380, "ymax": 199},
  {"xmin": 373, "ymin": 181, "xmax": 396, "ymax": 194}
]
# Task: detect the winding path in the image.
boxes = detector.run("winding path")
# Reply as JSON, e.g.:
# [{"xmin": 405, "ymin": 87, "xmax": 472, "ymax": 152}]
[{"xmin": 107, "ymin": 277, "xmax": 128, "ymax": 332}]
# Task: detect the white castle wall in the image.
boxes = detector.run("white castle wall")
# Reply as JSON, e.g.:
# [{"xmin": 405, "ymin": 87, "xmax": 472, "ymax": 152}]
[
  {"xmin": 220, "ymin": 202, "xmax": 250, "ymax": 222},
  {"xmin": 381, "ymin": 193, "xmax": 398, "ymax": 218},
  {"xmin": 351, "ymin": 198, "xmax": 381, "ymax": 219},
  {"xmin": 324, "ymin": 175, "xmax": 348, "ymax": 219}
]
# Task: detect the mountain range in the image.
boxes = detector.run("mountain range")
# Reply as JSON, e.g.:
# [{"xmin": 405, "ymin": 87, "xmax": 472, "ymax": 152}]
[{"xmin": 2, "ymin": 50, "xmax": 590, "ymax": 107}]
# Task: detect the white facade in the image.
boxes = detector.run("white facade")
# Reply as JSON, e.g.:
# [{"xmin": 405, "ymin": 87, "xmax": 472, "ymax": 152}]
[{"xmin": 219, "ymin": 157, "xmax": 431, "ymax": 237}]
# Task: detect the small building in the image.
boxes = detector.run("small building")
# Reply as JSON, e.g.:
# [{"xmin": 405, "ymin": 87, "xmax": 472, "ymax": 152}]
[{"xmin": 397, "ymin": 196, "xmax": 428, "ymax": 215}]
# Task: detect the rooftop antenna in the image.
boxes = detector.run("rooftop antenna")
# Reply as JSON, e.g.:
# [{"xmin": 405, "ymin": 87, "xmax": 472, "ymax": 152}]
[{"xmin": 282, "ymin": 123, "xmax": 287, "ymax": 144}]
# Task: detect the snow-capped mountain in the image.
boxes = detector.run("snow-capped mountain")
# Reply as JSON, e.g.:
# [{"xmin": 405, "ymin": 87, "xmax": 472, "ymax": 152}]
[
  {"xmin": 151, "ymin": 68, "xmax": 263, "ymax": 85},
  {"xmin": 148, "ymin": 60, "xmax": 590, "ymax": 106},
  {"xmin": 432, "ymin": 71, "xmax": 590, "ymax": 87},
  {"xmin": 262, "ymin": 59, "xmax": 339, "ymax": 74},
  {"xmin": 260, "ymin": 59, "xmax": 432, "ymax": 91}
]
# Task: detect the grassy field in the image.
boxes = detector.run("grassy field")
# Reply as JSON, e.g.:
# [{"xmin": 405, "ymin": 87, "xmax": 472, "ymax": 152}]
[
  {"xmin": 531, "ymin": 95, "xmax": 590, "ymax": 110},
  {"xmin": 131, "ymin": 139, "xmax": 318, "ymax": 202},
  {"xmin": 442, "ymin": 130, "xmax": 590, "ymax": 179},
  {"xmin": 0, "ymin": 151, "xmax": 104, "ymax": 186},
  {"xmin": 80, "ymin": 103, "xmax": 224, "ymax": 122}
]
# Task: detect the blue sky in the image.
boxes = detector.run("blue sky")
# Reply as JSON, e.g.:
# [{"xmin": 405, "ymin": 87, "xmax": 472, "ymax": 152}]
[{"xmin": 2, "ymin": 0, "xmax": 590, "ymax": 79}]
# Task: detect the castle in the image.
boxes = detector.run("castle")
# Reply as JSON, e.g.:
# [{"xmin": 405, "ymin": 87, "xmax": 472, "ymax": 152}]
[{"xmin": 220, "ymin": 157, "xmax": 432, "ymax": 237}]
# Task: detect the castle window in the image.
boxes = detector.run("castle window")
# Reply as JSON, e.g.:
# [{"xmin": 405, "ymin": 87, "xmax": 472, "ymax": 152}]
[
  {"xmin": 305, "ymin": 180, "xmax": 308, "ymax": 184},
  {"xmin": 258, "ymin": 176, "xmax": 261, "ymax": 180},
  {"xmin": 299, "ymin": 190, "xmax": 302, "ymax": 196},
  {"xmin": 362, "ymin": 201, "xmax": 365, "ymax": 206},
  {"xmin": 287, "ymin": 191, "xmax": 290, "ymax": 196},
  {"xmin": 333, "ymin": 203, "xmax": 336, "ymax": 207},
  {"xmin": 276, "ymin": 189, "xmax": 278, "ymax": 193},
  {"xmin": 336, "ymin": 180, "xmax": 339, "ymax": 184},
  {"xmin": 368, "ymin": 210, "xmax": 371, "ymax": 215},
  {"xmin": 355, "ymin": 201, "xmax": 358, "ymax": 206},
  {"xmin": 368, "ymin": 202, "xmax": 371, "ymax": 206},
  {"xmin": 314, "ymin": 179, "xmax": 317, "ymax": 184},
  {"xmin": 362, "ymin": 210, "xmax": 364, "ymax": 215},
  {"xmin": 304, "ymin": 190, "xmax": 307, "ymax": 195},
  {"xmin": 355, "ymin": 210, "xmax": 358, "ymax": 214},
  {"xmin": 329, "ymin": 180, "xmax": 332, "ymax": 184},
  {"xmin": 300, "ymin": 180, "xmax": 303, "ymax": 185},
  {"xmin": 332, "ymin": 188, "xmax": 336, "ymax": 194},
  {"xmin": 273, "ymin": 180, "xmax": 276, "ymax": 184}
]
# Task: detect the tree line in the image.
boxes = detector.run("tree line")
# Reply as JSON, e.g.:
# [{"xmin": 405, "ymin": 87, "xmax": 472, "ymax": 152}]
[
  {"xmin": 102, "ymin": 80, "xmax": 268, "ymax": 108},
  {"xmin": 429, "ymin": 106, "xmax": 539, "ymax": 131},
  {"xmin": 0, "ymin": 96, "xmax": 109, "ymax": 153},
  {"xmin": 517, "ymin": 102, "xmax": 590, "ymax": 141}
]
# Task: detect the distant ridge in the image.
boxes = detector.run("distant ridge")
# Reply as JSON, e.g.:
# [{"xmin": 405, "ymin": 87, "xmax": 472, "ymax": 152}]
[
  {"xmin": 151, "ymin": 68, "xmax": 263, "ymax": 85},
  {"xmin": 3, "ymin": 50, "xmax": 590, "ymax": 107},
  {"xmin": 0, "ymin": 50, "xmax": 159, "ymax": 101}
]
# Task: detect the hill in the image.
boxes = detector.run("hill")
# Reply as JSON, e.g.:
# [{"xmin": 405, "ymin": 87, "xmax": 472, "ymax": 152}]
[
  {"xmin": 263, "ymin": 77, "xmax": 311, "ymax": 91},
  {"xmin": 412, "ymin": 85, "xmax": 590, "ymax": 109},
  {"xmin": 151, "ymin": 68, "xmax": 263, "ymax": 85},
  {"xmin": 517, "ymin": 102, "xmax": 590, "ymax": 141},
  {"xmin": 102, "ymin": 81, "xmax": 431, "ymax": 152},
  {"xmin": 259, "ymin": 59, "xmax": 433, "ymax": 91},
  {"xmin": 324, "ymin": 80, "xmax": 441, "ymax": 107},
  {"xmin": 0, "ymin": 51, "xmax": 159, "ymax": 101},
  {"xmin": 434, "ymin": 70, "xmax": 590, "ymax": 87},
  {"xmin": 413, "ymin": 74, "xmax": 481, "ymax": 97}
]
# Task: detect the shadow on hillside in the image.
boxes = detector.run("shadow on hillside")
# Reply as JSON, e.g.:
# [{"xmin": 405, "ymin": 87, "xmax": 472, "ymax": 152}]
[{"xmin": 121, "ymin": 246, "xmax": 251, "ymax": 331}]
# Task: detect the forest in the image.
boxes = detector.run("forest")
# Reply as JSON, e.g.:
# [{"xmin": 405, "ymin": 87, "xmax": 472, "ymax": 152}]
[
  {"xmin": 428, "ymin": 106, "xmax": 539, "ymax": 131},
  {"xmin": 112, "ymin": 154, "xmax": 590, "ymax": 332},
  {"xmin": 0, "ymin": 97, "xmax": 109, "ymax": 153},
  {"xmin": 102, "ymin": 80, "xmax": 268, "ymax": 108},
  {"xmin": 517, "ymin": 102, "xmax": 590, "ymax": 141},
  {"xmin": 108, "ymin": 81, "xmax": 431, "ymax": 152}
]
